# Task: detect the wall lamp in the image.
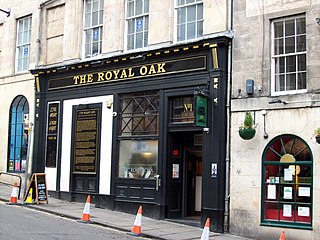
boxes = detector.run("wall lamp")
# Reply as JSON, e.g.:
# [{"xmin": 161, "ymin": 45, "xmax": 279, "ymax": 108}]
[
  {"xmin": 0, "ymin": 8, "xmax": 10, "ymax": 17},
  {"xmin": 91, "ymin": 60, "xmax": 104, "ymax": 67},
  {"xmin": 268, "ymin": 98, "xmax": 287, "ymax": 104},
  {"xmin": 316, "ymin": 18, "xmax": 320, "ymax": 25},
  {"xmin": 57, "ymin": 66, "xmax": 68, "ymax": 72}
]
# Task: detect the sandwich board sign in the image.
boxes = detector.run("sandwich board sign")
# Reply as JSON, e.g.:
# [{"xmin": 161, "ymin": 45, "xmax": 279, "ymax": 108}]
[{"xmin": 24, "ymin": 173, "xmax": 48, "ymax": 204}]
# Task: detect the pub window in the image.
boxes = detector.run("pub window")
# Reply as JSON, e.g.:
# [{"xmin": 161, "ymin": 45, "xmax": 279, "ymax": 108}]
[
  {"xmin": 83, "ymin": 0, "xmax": 104, "ymax": 58},
  {"xmin": 7, "ymin": 95, "xmax": 29, "ymax": 172},
  {"xmin": 118, "ymin": 92, "xmax": 159, "ymax": 179},
  {"xmin": 261, "ymin": 134, "xmax": 312, "ymax": 229},
  {"xmin": 170, "ymin": 96, "xmax": 194, "ymax": 123}
]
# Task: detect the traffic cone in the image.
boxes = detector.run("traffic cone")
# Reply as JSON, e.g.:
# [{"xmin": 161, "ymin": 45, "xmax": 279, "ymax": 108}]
[
  {"xmin": 8, "ymin": 182, "xmax": 18, "ymax": 204},
  {"xmin": 25, "ymin": 188, "xmax": 33, "ymax": 204},
  {"xmin": 131, "ymin": 206, "xmax": 142, "ymax": 236},
  {"xmin": 200, "ymin": 218, "xmax": 210, "ymax": 240},
  {"xmin": 279, "ymin": 229, "xmax": 285, "ymax": 240},
  {"xmin": 79, "ymin": 195, "xmax": 91, "ymax": 223}
]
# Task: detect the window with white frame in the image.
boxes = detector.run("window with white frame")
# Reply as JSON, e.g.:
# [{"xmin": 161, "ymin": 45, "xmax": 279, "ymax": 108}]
[
  {"xmin": 16, "ymin": 16, "xmax": 32, "ymax": 72},
  {"xmin": 175, "ymin": 0, "xmax": 203, "ymax": 42},
  {"xmin": 271, "ymin": 15, "xmax": 306, "ymax": 95},
  {"xmin": 126, "ymin": 0, "xmax": 149, "ymax": 50},
  {"xmin": 83, "ymin": 0, "xmax": 104, "ymax": 58}
]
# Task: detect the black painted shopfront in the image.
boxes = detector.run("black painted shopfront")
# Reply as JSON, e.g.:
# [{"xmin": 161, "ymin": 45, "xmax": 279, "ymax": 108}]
[{"xmin": 31, "ymin": 38, "xmax": 230, "ymax": 232}]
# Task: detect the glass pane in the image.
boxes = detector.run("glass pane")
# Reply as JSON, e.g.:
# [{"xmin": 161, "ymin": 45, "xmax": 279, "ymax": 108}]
[
  {"xmin": 144, "ymin": 0, "xmax": 149, "ymax": 13},
  {"xmin": 18, "ymin": 32, "xmax": 23, "ymax": 45},
  {"xmin": 85, "ymin": 13, "xmax": 91, "ymax": 28},
  {"xmin": 85, "ymin": 0, "xmax": 92, "ymax": 13},
  {"xmin": 298, "ymin": 72, "xmax": 306, "ymax": 89},
  {"xmin": 136, "ymin": 32, "xmax": 143, "ymax": 48},
  {"xmin": 144, "ymin": 31, "xmax": 148, "ymax": 47},
  {"xmin": 275, "ymin": 74, "xmax": 285, "ymax": 92},
  {"xmin": 85, "ymin": 43, "xmax": 91, "ymax": 57},
  {"xmin": 286, "ymin": 56, "xmax": 296, "ymax": 73},
  {"xmin": 127, "ymin": 34, "xmax": 134, "ymax": 50},
  {"xmin": 99, "ymin": 10, "xmax": 103, "ymax": 24},
  {"xmin": 285, "ymin": 19, "xmax": 295, "ymax": 36},
  {"xmin": 186, "ymin": 0, "xmax": 195, "ymax": 3},
  {"xmin": 144, "ymin": 16, "xmax": 149, "ymax": 30},
  {"xmin": 136, "ymin": 0, "xmax": 143, "ymax": 15},
  {"xmin": 118, "ymin": 140, "xmax": 158, "ymax": 179},
  {"xmin": 23, "ymin": 58, "xmax": 29, "ymax": 71},
  {"xmin": 18, "ymin": 20, "xmax": 24, "ymax": 33},
  {"xmin": 297, "ymin": 35, "xmax": 306, "ymax": 52},
  {"xmin": 296, "ymin": 17, "xmax": 306, "ymax": 34},
  {"xmin": 177, "ymin": 0, "xmax": 185, "ymax": 6},
  {"xmin": 298, "ymin": 54, "xmax": 306, "ymax": 71},
  {"xmin": 128, "ymin": 19, "xmax": 135, "ymax": 34},
  {"xmin": 197, "ymin": 3, "xmax": 203, "ymax": 19},
  {"xmin": 275, "ymin": 57, "xmax": 285, "ymax": 74},
  {"xmin": 274, "ymin": 38, "xmax": 283, "ymax": 55},
  {"xmin": 264, "ymin": 202, "xmax": 279, "ymax": 220},
  {"xmin": 136, "ymin": 17, "xmax": 143, "ymax": 32},
  {"xmin": 187, "ymin": 22, "xmax": 195, "ymax": 39},
  {"xmin": 197, "ymin": 21, "xmax": 203, "ymax": 38},
  {"xmin": 93, "ymin": 0, "xmax": 99, "ymax": 11},
  {"xmin": 92, "ymin": 11, "xmax": 98, "ymax": 26},
  {"xmin": 92, "ymin": 42, "xmax": 98, "ymax": 55},
  {"xmin": 127, "ymin": 1, "xmax": 134, "ymax": 17},
  {"xmin": 187, "ymin": 5, "xmax": 196, "ymax": 22},
  {"xmin": 274, "ymin": 21, "xmax": 283, "ymax": 38},
  {"xmin": 170, "ymin": 96, "xmax": 194, "ymax": 123},
  {"xmin": 285, "ymin": 37, "xmax": 295, "ymax": 54},
  {"xmin": 286, "ymin": 73, "xmax": 296, "ymax": 90},
  {"xmin": 85, "ymin": 30, "xmax": 92, "ymax": 44},
  {"xmin": 177, "ymin": 8, "xmax": 186, "ymax": 24},
  {"xmin": 177, "ymin": 24, "xmax": 185, "ymax": 41}
]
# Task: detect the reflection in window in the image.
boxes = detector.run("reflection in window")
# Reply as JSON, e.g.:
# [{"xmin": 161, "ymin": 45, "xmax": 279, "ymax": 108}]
[
  {"xmin": 8, "ymin": 96, "xmax": 29, "ymax": 172},
  {"xmin": 118, "ymin": 140, "xmax": 157, "ymax": 179},
  {"xmin": 261, "ymin": 134, "xmax": 312, "ymax": 228}
]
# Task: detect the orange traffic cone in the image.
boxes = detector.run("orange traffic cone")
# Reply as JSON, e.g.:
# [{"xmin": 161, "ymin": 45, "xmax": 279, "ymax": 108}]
[
  {"xmin": 8, "ymin": 182, "xmax": 18, "ymax": 204},
  {"xmin": 79, "ymin": 195, "xmax": 91, "ymax": 223},
  {"xmin": 131, "ymin": 206, "xmax": 142, "ymax": 236},
  {"xmin": 279, "ymin": 229, "xmax": 285, "ymax": 240},
  {"xmin": 200, "ymin": 218, "xmax": 210, "ymax": 240}
]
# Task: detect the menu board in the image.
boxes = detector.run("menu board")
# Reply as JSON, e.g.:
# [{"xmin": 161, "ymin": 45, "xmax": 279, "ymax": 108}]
[
  {"xmin": 24, "ymin": 173, "xmax": 48, "ymax": 204},
  {"xmin": 73, "ymin": 108, "xmax": 99, "ymax": 173},
  {"xmin": 45, "ymin": 103, "xmax": 59, "ymax": 167}
]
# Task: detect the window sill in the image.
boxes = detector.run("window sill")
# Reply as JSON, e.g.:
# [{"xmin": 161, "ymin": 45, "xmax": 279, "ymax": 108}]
[{"xmin": 261, "ymin": 221, "xmax": 312, "ymax": 230}]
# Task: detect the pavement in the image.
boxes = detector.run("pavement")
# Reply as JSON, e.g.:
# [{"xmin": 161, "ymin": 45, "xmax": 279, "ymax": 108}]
[{"xmin": 0, "ymin": 183, "xmax": 253, "ymax": 240}]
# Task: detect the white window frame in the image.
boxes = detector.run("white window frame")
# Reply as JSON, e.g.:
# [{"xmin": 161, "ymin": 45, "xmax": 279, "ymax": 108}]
[
  {"xmin": 15, "ymin": 16, "xmax": 32, "ymax": 73},
  {"xmin": 271, "ymin": 15, "xmax": 307, "ymax": 96},
  {"xmin": 174, "ymin": 0, "xmax": 203, "ymax": 43},
  {"xmin": 125, "ymin": 0, "xmax": 149, "ymax": 51},
  {"xmin": 82, "ymin": 0, "xmax": 104, "ymax": 59}
]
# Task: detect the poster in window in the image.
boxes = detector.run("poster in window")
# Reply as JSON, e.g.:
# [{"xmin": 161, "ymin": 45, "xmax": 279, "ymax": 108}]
[
  {"xmin": 298, "ymin": 207, "xmax": 309, "ymax": 217},
  {"xmin": 267, "ymin": 184, "xmax": 276, "ymax": 199},
  {"xmin": 283, "ymin": 187, "xmax": 292, "ymax": 199},
  {"xmin": 283, "ymin": 204, "xmax": 292, "ymax": 217},
  {"xmin": 45, "ymin": 103, "xmax": 59, "ymax": 168},
  {"xmin": 73, "ymin": 107, "xmax": 100, "ymax": 173},
  {"xmin": 298, "ymin": 187, "xmax": 310, "ymax": 197},
  {"xmin": 172, "ymin": 164, "xmax": 179, "ymax": 178}
]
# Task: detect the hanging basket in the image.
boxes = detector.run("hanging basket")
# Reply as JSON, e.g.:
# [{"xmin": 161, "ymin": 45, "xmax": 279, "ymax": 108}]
[
  {"xmin": 239, "ymin": 127, "xmax": 256, "ymax": 140},
  {"xmin": 316, "ymin": 136, "xmax": 320, "ymax": 144}
]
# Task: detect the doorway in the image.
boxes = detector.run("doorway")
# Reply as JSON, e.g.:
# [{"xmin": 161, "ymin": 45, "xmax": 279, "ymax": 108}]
[{"xmin": 167, "ymin": 132, "xmax": 202, "ymax": 225}]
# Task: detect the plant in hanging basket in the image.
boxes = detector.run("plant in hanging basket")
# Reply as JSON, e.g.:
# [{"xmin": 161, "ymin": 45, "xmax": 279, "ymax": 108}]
[
  {"xmin": 239, "ymin": 111, "xmax": 256, "ymax": 140},
  {"xmin": 315, "ymin": 128, "xmax": 320, "ymax": 144}
]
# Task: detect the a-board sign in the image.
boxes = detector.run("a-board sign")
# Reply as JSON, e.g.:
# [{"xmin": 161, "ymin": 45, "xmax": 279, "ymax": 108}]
[{"xmin": 24, "ymin": 173, "xmax": 48, "ymax": 204}]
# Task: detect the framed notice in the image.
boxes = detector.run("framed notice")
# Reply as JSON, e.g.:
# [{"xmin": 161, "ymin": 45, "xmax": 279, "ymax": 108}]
[{"xmin": 45, "ymin": 102, "xmax": 59, "ymax": 167}]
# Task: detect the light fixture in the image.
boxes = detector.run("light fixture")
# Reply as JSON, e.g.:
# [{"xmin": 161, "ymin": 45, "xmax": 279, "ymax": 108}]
[
  {"xmin": 268, "ymin": 98, "xmax": 287, "ymax": 104},
  {"xmin": 261, "ymin": 110, "xmax": 268, "ymax": 139},
  {"xmin": 316, "ymin": 18, "xmax": 320, "ymax": 25}
]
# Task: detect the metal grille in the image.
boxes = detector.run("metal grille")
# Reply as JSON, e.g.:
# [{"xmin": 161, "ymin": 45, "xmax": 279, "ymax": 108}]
[{"xmin": 119, "ymin": 92, "xmax": 159, "ymax": 136}]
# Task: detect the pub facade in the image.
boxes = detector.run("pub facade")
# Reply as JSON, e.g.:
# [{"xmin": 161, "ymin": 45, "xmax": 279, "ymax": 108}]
[{"xmin": 31, "ymin": 38, "xmax": 231, "ymax": 232}]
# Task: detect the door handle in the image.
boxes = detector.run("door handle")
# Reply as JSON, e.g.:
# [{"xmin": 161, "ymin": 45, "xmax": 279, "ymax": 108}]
[{"xmin": 154, "ymin": 175, "xmax": 161, "ymax": 191}]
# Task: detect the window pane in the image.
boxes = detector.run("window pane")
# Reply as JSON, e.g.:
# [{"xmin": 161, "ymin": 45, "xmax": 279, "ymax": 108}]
[
  {"xmin": 298, "ymin": 54, "xmax": 306, "ymax": 71},
  {"xmin": 187, "ymin": 5, "xmax": 196, "ymax": 22},
  {"xmin": 99, "ymin": 10, "xmax": 103, "ymax": 24},
  {"xmin": 275, "ymin": 57, "xmax": 285, "ymax": 74},
  {"xmin": 144, "ymin": 16, "xmax": 149, "ymax": 30},
  {"xmin": 197, "ymin": 21, "xmax": 203, "ymax": 38},
  {"xmin": 274, "ymin": 39, "xmax": 283, "ymax": 55},
  {"xmin": 297, "ymin": 35, "xmax": 306, "ymax": 52},
  {"xmin": 127, "ymin": 34, "xmax": 134, "ymax": 50},
  {"xmin": 136, "ymin": 32, "xmax": 143, "ymax": 48},
  {"xmin": 286, "ymin": 73, "xmax": 296, "ymax": 90},
  {"xmin": 85, "ymin": 13, "xmax": 91, "ymax": 28},
  {"xmin": 274, "ymin": 21, "xmax": 283, "ymax": 38},
  {"xmin": 92, "ymin": 11, "xmax": 98, "ymax": 26},
  {"xmin": 286, "ymin": 56, "xmax": 296, "ymax": 73},
  {"xmin": 144, "ymin": 0, "xmax": 149, "ymax": 13},
  {"xmin": 298, "ymin": 72, "xmax": 306, "ymax": 89},
  {"xmin": 285, "ymin": 37, "xmax": 295, "ymax": 53},
  {"xmin": 128, "ymin": 19, "xmax": 135, "ymax": 34},
  {"xmin": 186, "ymin": 0, "xmax": 195, "ymax": 4},
  {"xmin": 85, "ymin": 0, "xmax": 92, "ymax": 13},
  {"xmin": 136, "ymin": 17, "xmax": 143, "ymax": 32},
  {"xmin": 144, "ymin": 31, "xmax": 148, "ymax": 47},
  {"xmin": 177, "ymin": 8, "xmax": 186, "ymax": 24},
  {"xmin": 285, "ymin": 19, "xmax": 295, "ymax": 36},
  {"xmin": 127, "ymin": 1, "xmax": 134, "ymax": 17},
  {"xmin": 177, "ymin": 25, "xmax": 185, "ymax": 41},
  {"xmin": 136, "ymin": 0, "xmax": 143, "ymax": 15},
  {"xmin": 93, "ymin": 0, "xmax": 99, "ymax": 11},
  {"xmin": 118, "ymin": 140, "xmax": 158, "ymax": 179},
  {"xmin": 187, "ymin": 22, "xmax": 195, "ymax": 39},
  {"xmin": 177, "ymin": 0, "xmax": 185, "ymax": 6},
  {"xmin": 197, "ymin": 3, "xmax": 203, "ymax": 19},
  {"xmin": 275, "ymin": 74, "xmax": 285, "ymax": 91},
  {"xmin": 296, "ymin": 17, "xmax": 306, "ymax": 34}
]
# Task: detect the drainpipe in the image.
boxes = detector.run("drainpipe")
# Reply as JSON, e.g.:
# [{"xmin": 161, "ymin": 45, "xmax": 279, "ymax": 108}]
[{"xmin": 224, "ymin": 0, "xmax": 233, "ymax": 233}]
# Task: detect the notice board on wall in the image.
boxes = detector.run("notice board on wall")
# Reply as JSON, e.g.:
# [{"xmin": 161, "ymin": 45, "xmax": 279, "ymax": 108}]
[{"xmin": 24, "ymin": 173, "xmax": 49, "ymax": 204}]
